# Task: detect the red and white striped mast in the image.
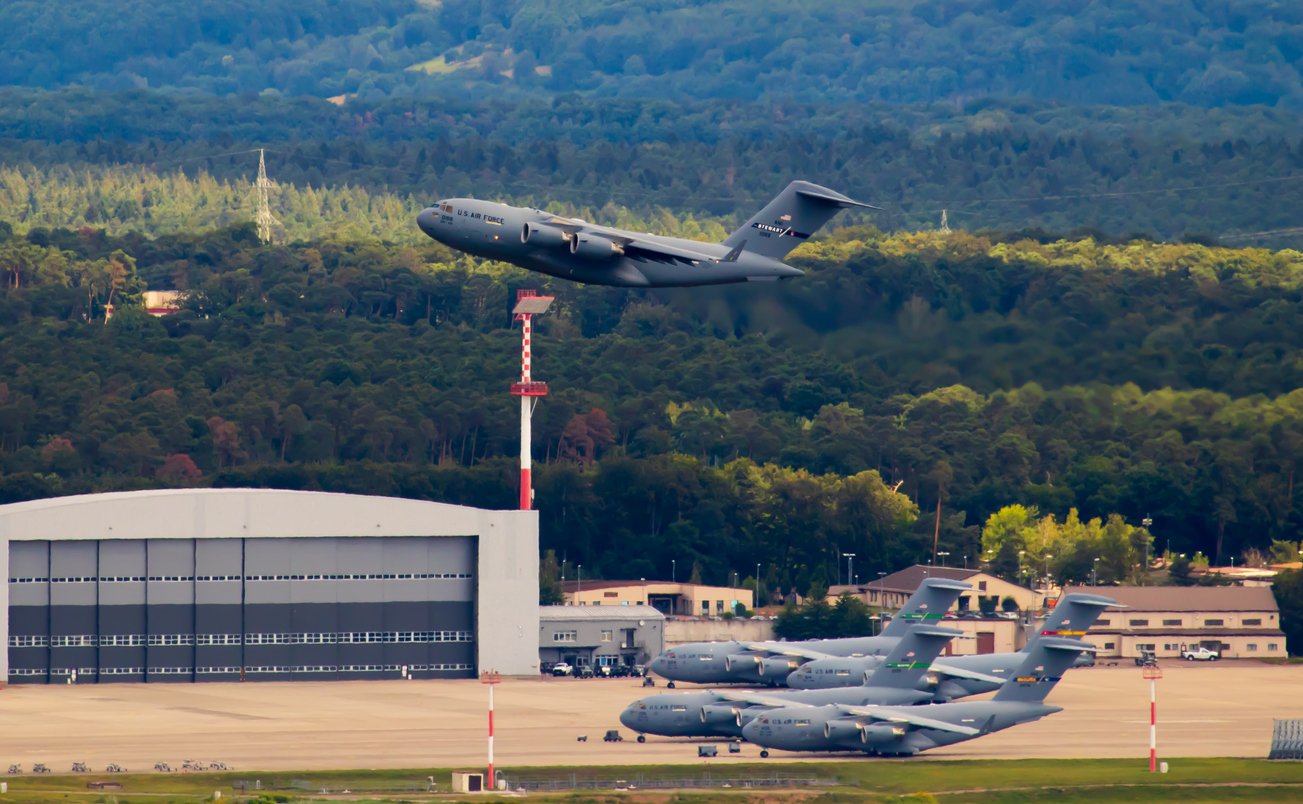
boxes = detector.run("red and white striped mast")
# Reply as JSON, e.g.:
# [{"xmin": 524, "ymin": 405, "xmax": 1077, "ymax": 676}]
[
  {"xmin": 1143, "ymin": 662, "xmax": 1162, "ymax": 772},
  {"xmin": 509, "ymin": 290, "xmax": 554, "ymax": 510}
]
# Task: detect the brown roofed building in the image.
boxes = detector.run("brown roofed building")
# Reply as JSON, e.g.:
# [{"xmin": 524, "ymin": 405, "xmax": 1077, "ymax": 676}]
[
  {"xmin": 829, "ymin": 564, "xmax": 1039, "ymax": 614},
  {"xmin": 561, "ymin": 580, "xmax": 753, "ymax": 618},
  {"xmin": 1060, "ymin": 585, "xmax": 1285, "ymax": 660}
]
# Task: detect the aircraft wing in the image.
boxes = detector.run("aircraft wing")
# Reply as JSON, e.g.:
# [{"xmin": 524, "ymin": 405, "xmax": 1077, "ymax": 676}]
[
  {"xmin": 835, "ymin": 704, "xmax": 981, "ymax": 736},
  {"xmin": 535, "ymin": 218, "xmax": 722, "ymax": 265},
  {"xmin": 715, "ymin": 690, "xmax": 817, "ymax": 708},
  {"xmin": 929, "ymin": 663, "xmax": 1009, "ymax": 685},
  {"xmin": 739, "ymin": 642, "xmax": 837, "ymax": 661}
]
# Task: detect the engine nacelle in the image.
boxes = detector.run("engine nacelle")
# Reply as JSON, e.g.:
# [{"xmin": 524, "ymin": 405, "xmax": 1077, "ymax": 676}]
[
  {"xmin": 520, "ymin": 222, "xmax": 570, "ymax": 248},
  {"xmin": 724, "ymin": 653, "xmax": 761, "ymax": 674},
  {"xmin": 699, "ymin": 704, "xmax": 740, "ymax": 726},
  {"xmin": 861, "ymin": 723, "xmax": 909, "ymax": 745},
  {"xmin": 758, "ymin": 656, "xmax": 802, "ymax": 682},
  {"xmin": 569, "ymin": 234, "xmax": 623, "ymax": 260},
  {"xmin": 823, "ymin": 719, "xmax": 865, "ymax": 744}
]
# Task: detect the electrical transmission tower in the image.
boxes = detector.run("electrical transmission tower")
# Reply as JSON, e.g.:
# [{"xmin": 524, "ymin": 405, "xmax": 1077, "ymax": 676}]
[
  {"xmin": 939, "ymin": 209, "xmax": 951, "ymax": 234},
  {"xmin": 255, "ymin": 148, "xmax": 279, "ymax": 244}
]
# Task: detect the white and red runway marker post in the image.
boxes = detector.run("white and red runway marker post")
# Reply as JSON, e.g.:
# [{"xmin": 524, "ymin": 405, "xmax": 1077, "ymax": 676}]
[
  {"xmin": 509, "ymin": 290, "xmax": 554, "ymax": 511},
  {"xmin": 481, "ymin": 670, "xmax": 502, "ymax": 787},
  {"xmin": 1142, "ymin": 663, "xmax": 1162, "ymax": 772}
]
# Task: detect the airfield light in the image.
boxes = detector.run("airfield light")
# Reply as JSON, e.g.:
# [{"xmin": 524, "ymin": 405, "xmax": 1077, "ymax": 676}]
[{"xmin": 509, "ymin": 290, "xmax": 554, "ymax": 511}]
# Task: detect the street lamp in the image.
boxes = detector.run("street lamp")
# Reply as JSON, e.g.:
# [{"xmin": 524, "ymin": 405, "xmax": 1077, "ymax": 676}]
[
  {"xmin": 1018, "ymin": 549, "xmax": 1026, "ymax": 586},
  {"xmin": 671, "ymin": 559, "xmax": 676, "ymax": 583},
  {"xmin": 937, "ymin": 551, "xmax": 950, "ymax": 567},
  {"xmin": 1092, "ymin": 557, "xmax": 1100, "ymax": 587},
  {"xmin": 1142, "ymin": 515, "xmax": 1153, "ymax": 576},
  {"xmin": 577, "ymin": 564, "xmax": 582, "ymax": 603},
  {"xmin": 876, "ymin": 571, "xmax": 886, "ymax": 607},
  {"xmin": 842, "ymin": 553, "xmax": 856, "ymax": 588}
]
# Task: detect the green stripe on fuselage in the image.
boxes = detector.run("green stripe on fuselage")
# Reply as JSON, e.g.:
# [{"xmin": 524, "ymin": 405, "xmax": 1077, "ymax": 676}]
[
  {"xmin": 885, "ymin": 662, "xmax": 932, "ymax": 669},
  {"xmin": 898, "ymin": 613, "xmax": 945, "ymax": 619}
]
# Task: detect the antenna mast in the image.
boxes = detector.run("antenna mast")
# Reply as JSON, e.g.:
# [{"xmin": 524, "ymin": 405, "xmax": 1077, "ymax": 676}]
[
  {"xmin": 940, "ymin": 209, "xmax": 951, "ymax": 234},
  {"xmin": 255, "ymin": 148, "xmax": 278, "ymax": 244}
]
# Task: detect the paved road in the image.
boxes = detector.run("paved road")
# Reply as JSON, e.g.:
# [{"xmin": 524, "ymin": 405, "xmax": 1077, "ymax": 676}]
[{"xmin": 0, "ymin": 662, "xmax": 1297, "ymax": 770}]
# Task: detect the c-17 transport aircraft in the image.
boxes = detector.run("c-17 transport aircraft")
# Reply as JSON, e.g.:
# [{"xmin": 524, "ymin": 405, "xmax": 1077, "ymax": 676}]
[
  {"xmin": 647, "ymin": 579, "xmax": 973, "ymax": 687},
  {"xmin": 785, "ymin": 592, "xmax": 1118, "ymax": 700},
  {"xmin": 416, "ymin": 180, "xmax": 874, "ymax": 287},
  {"xmin": 619, "ymin": 625, "xmax": 971, "ymax": 743},
  {"xmin": 741, "ymin": 637, "xmax": 1096, "ymax": 757}
]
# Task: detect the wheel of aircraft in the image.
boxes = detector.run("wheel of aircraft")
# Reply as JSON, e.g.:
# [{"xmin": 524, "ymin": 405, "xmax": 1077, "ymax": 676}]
[
  {"xmin": 760, "ymin": 750, "xmax": 769, "ymax": 758},
  {"xmin": 637, "ymin": 735, "xmax": 646, "ymax": 743},
  {"xmin": 667, "ymin": 681, "xmax": 676, "ymax": 689}
]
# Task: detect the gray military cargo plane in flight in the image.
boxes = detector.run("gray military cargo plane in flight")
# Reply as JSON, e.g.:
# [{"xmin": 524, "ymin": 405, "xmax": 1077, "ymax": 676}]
[
  {"xmin": 785, "ymin": 592, "xmax": 1117, "ymax": 700},
  {"xmin": 416, "ymin": 181, "xmax": 874, "ymax": 287},
  {"xmin": 647, "ymin": 579, "xmax": 972, "ymax": 687},
  {"xmin": 742, "ymin": 636, "xmax": 1095, "ymax": 757},
  {"xmin": 619, "ymin": 626, "xmax": 971, "ymax": 742}
]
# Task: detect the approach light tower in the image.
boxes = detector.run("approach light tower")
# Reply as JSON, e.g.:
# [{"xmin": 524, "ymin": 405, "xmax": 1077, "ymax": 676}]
[{"xmin": 510, "ymin": 290, "xmax": 554, "ymax": 510}]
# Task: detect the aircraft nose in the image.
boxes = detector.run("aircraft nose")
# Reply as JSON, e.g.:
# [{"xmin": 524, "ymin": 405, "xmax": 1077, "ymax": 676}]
[
  {"xmin": 417, "ymin": 207, "xmax": 439, "ymax": 238},
  {"xmin": 741, "ymin": 719, "xmax": 764, "ymax": 742},
  {"xmin": 648, "ymin": 656, "xmax": 665, "ymax": 675},
  {"xmin": 618, "ymin": 706, "xmax": 639, "ymax": 730}
]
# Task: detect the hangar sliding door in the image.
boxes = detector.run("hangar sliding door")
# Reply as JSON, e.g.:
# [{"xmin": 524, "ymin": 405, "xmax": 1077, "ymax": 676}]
[{"xmin": 6, "ymin": 536, "xmax": 476, "ymax": 683}]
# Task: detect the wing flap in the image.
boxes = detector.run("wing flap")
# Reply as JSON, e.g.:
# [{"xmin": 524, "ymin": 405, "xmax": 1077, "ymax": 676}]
[
  {"xmin": 740, "ymin": 642, "xmax": 835, "ymax": 661},
  {"xmin": 837, "ymin": 704, "xmax": 981, "ymax": 736}
]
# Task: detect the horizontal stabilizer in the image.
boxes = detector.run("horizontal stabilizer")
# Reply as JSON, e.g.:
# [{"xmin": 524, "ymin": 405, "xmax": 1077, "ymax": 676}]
[{"xmin": 795, "ymin": 184, "xmax": 880, "ymax": 210}]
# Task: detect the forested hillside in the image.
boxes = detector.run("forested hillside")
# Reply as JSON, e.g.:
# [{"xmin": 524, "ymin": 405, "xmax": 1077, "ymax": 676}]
[
  {"xmin": 4, "ymin": 91, "xmax": 1303, "ymax": 245},
  {"xmin": 1, "ymin": 223, "xmax": 1299, "ymax": 587},
  {"xmin": 4, "ymin": 1, "xmax": 1303, "ymax": 108}
]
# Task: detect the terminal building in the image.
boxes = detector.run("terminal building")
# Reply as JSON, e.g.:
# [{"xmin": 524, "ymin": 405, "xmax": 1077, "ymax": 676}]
[
  {"xmin": 1, "ymin": 489, "xmax": 539, "ymax": 684},
  {"xmin": 1060, "ymin": 585, "xmax": 1286, "ymax": 660}
]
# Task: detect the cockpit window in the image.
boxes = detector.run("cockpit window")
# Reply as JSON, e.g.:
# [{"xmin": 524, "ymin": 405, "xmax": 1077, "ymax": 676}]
[{"xmin": 440, "ymin": 203, "xmax": 454, "ymax": 213}]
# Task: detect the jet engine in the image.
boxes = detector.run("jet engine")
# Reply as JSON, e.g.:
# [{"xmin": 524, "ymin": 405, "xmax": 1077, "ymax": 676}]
[
  {"xmin": 724, "ymin": 654, "xmax": 762, "ymax": 674},
  {"xmin": 861, "ymin": 723, "xmax": 909, "ymax": 745},
  {"xmin": 699, "ymin": 704, "xmax": 741, "ymax": 726},
  {"xmin": 520, "ymin": 222, "xmax": 570, "ymax": 248},
  {"xmin": 823, "ymin": 719, "xmax": 865, "ymax": 744},
  {"xmin": 569, "ymin": 234, "xmax": 624, "ymax": 260},
  {"xmin": 757, "ymin": 656, "xmax": 802, "ymax": 683}
]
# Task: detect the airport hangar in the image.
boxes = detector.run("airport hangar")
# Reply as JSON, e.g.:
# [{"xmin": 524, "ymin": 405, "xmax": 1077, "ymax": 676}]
[{"xmin": 0, "ymin": 489, "xmax": 539, "ymax": 684}]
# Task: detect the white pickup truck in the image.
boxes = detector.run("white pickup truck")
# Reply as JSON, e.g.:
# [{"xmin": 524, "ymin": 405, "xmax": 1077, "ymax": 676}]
[{"xmin": 1181, "ymin": 646, "xmax": 1220, "ymax": 661}]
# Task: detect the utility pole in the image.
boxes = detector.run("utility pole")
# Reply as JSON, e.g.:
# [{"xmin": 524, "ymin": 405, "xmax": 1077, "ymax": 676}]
[
  {"xmin": 939, "ymin": 209, "xmax": 951, "ymax": 234},
  {"xmin": 255, "ymin": 148, "xmax": 278, "ymax": 245}
]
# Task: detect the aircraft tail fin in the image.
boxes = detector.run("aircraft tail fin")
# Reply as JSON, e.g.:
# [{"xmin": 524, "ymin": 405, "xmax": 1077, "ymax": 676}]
[
  {"xmin": 1030, "ymin": 593, "xmax": 1118, "ymax": 645},
  {"xmin": 992, "ymin": 637, "xmax": 1096, "ymax": 704},
  {"xmin": 865, "ymin": 626, "xmax": 962, "ymax": 689},
  {"xmin": 879, "ymin": 578, "xmax": 971, "ymax": 638},
  {"xmin": 722, "ymin": 180, "xmax": 875, "ymax": 261}
]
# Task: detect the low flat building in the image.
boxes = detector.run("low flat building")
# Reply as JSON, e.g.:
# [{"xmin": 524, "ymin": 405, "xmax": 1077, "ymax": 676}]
[
  {"xmin": 830, "ymin": 565, "xmax": 1039, "ymax": 613},
  {"xmin": 561, "ymin": 580, "xmax": 754, "ymax": 618},
  {"xmin": 538, "ymin": 605, "xmax": 664, "ymax": 671},
  {"xmin": 1060, "ymin": 585, "xmax": 1286, "ymax": 660}
]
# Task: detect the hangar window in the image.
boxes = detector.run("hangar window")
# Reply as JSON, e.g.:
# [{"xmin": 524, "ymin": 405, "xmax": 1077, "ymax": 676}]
[
  {"xmin": 1269, "ymin": 643, "xmax": 1279, "ymax": 651},
  {"xmin": 601, "ymin": 630, "xmax": 613, "ymax": 642},
  {"xmin": 1096, "ymin": 619, "xmax": 1110, "ymax": 626},
  {"xmin": 51, "ymin": 635, "xmax": 96, "ymax": 647},
  {"xmin": 1244, "ymin": 618, "xmax": 1262, "ymax": 626},
  {"xmin": 1129, "ymin": 619, "xmax": 1149, "ymax": 626},
  {"xmin": 8, "ymin": 635, "xmax": 47, "ymax": 647},
  {"xmin": 1205, "ymin": 619, "xmax": 1224, "ymax": 626},
  {"xmin": 101, "ymin": 634, "xmax": 146, "ymax": 646},
  {"xmin": 1248, "ymin": 643, "xmax": 1258, "ymax": 651},
  {"xmin": 1162, "ymin": 619, "xmax": 1181, "ymax": 626},
  {"xmin": 1136, "ymin": 643, "xmax": 1156, "ymax": 651},
  {"xmin": 553, "ymin": 631, "xmax": 577, "ymax": 643}
]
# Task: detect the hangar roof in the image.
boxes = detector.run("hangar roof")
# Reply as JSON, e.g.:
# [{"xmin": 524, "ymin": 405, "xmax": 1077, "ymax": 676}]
[{"xmin": 1061, "ymin": 585, "xmax": 1279, "ymax": 612}]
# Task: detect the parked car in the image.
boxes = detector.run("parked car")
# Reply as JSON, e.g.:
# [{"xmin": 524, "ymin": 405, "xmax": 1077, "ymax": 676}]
[
  {"xmin": 1182, "ymin": 646, "xmax": 1220, "ymax": 661},
  {"xmin": 576, "ymin": 664, "xmax": 595, "ymax": 678},
  {"xmin": 551, "ymin": 662, "xmax": 573, "ymax": 677}
]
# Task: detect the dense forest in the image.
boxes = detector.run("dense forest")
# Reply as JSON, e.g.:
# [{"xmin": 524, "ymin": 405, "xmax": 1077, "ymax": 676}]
[
  {"xmin": 4, "ymin": 90, "xmax": 1303, "ymax": 245},
  {"xmin": 4, "ymin": 1, "xmax": 1303, "ymax": 108},
  {"xmin": 0, "ymin": 222, "xmax": 1299, "ymax": 590}
]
